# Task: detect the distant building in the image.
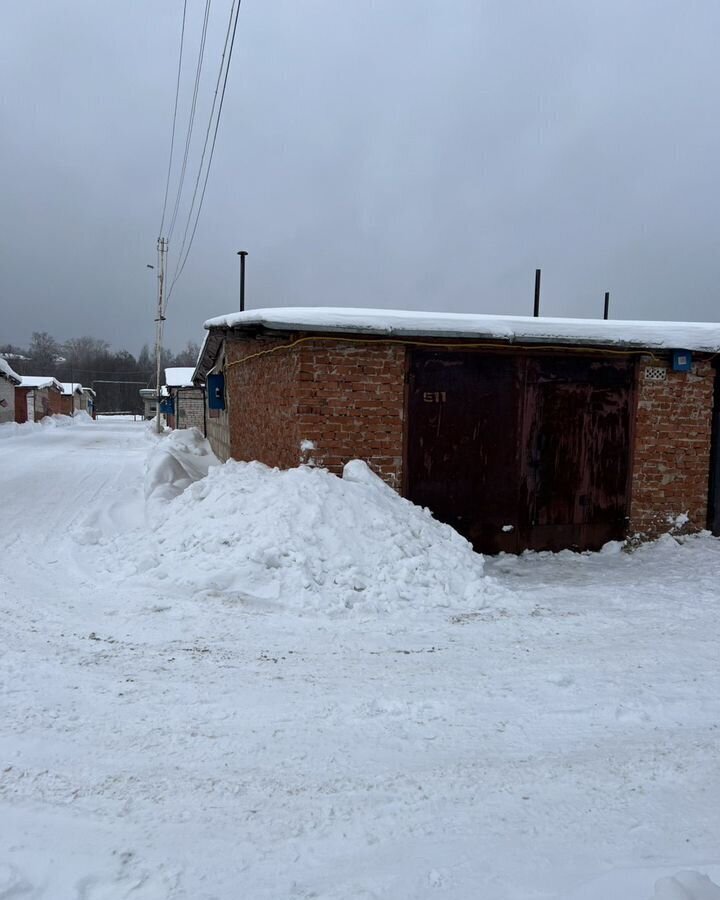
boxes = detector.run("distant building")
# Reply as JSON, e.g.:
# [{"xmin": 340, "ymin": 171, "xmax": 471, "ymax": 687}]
[
  {"xmin": 59, "ymin": 383, "xmax": 96, "ymax": 418},
  {"xmin": 164, "ymin": 367, "xmax": 204, "ymax": 431},
  {"xmin": 15, "ymin": 376, "xmax": 63, "ymax": 423},
  {"xmin": 82, "ymin": 387, "xmax": 97, "ymax": 418},
  {"xmin": 139, "ymin": 388, "xmax": 158, "ymax": 420},
  {"xmin": 0, "ymin": 358, "xmax": 22, "ymax": 425}
]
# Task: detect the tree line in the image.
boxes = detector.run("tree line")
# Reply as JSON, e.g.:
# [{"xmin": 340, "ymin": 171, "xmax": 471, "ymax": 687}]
[{"xmin": 0, "ymin": 333, "xmax": 201, "ymax": 414}]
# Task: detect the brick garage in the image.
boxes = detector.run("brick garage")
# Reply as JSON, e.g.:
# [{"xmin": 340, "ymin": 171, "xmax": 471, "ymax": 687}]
[
  {"xmin": 59, "ymin": 384, "xmax": 96, "ymax": 417},
  {"xmin": 0, "ymin": 357, "xmax": 21, "ymax": 424},
  {"xmin": 164, "ymin": 368, "xmax": 205, "ymax": 431},
  {"xmin": 168, "ymin": 387, "xmax": 205, "ymax": 430},
  {"xmin": 14, "ymin": 377, "xmax": 63, "ymax": 423},
  {"xmin": 0, "ymin": 376, "xmax": 16, "ymax": 425},
  {"xmin": 195, "ymin": 309, "xmax": 720, "ymax": 552}
]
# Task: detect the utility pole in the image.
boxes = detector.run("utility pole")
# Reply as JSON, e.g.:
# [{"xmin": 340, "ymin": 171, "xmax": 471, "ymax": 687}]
[{"xmin": 154, "ymin": 237, "xmax": 168, "ymax": 434}]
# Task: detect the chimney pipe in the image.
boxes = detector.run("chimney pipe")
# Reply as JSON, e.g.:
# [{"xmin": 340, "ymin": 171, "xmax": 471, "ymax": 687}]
[
  {"xmin": 533, "ymin": 269, "xmax": 541, "ymax": 317},
  {"xmin": 237, "ymin": 250, "xmax": 248, "ymax": 312}
]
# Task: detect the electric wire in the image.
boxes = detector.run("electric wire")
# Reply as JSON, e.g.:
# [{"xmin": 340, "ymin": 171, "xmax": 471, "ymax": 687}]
[
  {"xmin": 224, "ymin": 335, "xmax": 665, "ymax": 370},
  {"xmin": 165, "ymin": 0, "xmax": 242, "ymax": 307},
  {"xmin": 166, "ymin": 0, "xmax": 213, "ymax": 241},
  {"xmin": 168, "ymin": 0, "xmax": 238, "ymax": 293},
  {"xmin": 158, "ymin": 0, "xmax": 188, "ymax": 237}
]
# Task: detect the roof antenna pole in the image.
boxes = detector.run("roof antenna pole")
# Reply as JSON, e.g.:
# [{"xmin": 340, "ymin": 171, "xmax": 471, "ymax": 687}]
[
  {"xmin": 237, "ymin": 250, "xmax": 248, "ymax": 312},
  {"xmin": 533, "ymin": 269, "xmax": 541, "ymax": 317},
  {"xmin": 603, "ymin": 291, "xmax": 610, "ymax": 320}
]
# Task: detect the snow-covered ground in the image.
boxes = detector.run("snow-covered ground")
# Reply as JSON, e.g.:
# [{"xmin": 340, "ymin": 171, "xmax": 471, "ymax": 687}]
[{"xmin": 1, "ymin": 418, "xmax": 720, "ymax": 899}]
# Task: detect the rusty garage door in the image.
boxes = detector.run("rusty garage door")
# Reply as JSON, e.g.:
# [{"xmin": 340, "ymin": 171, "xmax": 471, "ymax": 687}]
[{"xmin": 406, "ymin": 351, "xmax": 635, "ymax": 554}]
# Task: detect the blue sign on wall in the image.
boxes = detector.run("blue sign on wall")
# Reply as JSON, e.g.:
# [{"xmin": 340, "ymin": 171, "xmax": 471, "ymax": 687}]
[
  {"xmin": 208, "ymin": 373, "xmax": 225, "ymax": 410},
  {"xmin": 672, "ymin": 350, "xmax": 693, "ymax": 372}
]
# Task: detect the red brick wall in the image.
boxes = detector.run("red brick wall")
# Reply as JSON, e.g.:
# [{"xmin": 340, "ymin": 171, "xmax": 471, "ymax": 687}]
[
  {"xmin": 47, "ymin": 389, "xmax": 64, "ymax": 417},
  {"xmin": 226, "ymin": 334, "xmax": 302, "ymax": 470},
  {"xmin": 219, "ymin": 335, "xmax": 406, "ymax": 486},
  {"xmin": 295, "ymin": 340, "xmax": 406, "ymax": 487},
  {"xmin": 630, "ymin": 356, "xmax": 715, "ymax": 536}
]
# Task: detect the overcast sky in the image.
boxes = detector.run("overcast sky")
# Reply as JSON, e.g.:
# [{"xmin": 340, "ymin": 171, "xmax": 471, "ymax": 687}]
[{"xmin": 1, "ymin": 0, "xmax": 719, "ymax": 352}]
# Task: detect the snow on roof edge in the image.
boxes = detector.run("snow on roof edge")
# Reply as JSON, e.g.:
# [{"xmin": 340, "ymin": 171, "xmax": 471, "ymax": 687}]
[
  {"xmin": 164, "ymin": 367, "xmax": 198, "ymax": 388},
  {"xmin": 0, "ymin": 357, "xmax": 21, "ymax": 384},
  {"xmin": 60, "ymin": 382, "xmax": 85, "ymax": 395},
  {"xmin": 202, "ymin": 307, "xmax": 720, "ymax": 353},
  {"xmin": 19, "ymin": 375, "xmax": 63, "ymax": 391}
]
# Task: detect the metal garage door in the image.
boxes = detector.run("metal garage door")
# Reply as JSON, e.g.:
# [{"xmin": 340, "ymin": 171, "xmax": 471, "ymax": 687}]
[{"xmin": 406, "ymin": 351, "xmax": 635, "ymax": 553}]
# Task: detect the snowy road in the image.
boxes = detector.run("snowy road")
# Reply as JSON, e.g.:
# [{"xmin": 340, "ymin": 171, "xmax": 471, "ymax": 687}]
[{"xmin": 2, "ymin": 419, "xmax": 720, "ymax": 899}]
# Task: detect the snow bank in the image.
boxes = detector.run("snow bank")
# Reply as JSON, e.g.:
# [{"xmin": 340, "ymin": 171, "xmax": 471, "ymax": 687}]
[
  {"xmin": 144, "ymin": 427, "xmax": 220, "ymax": 515},
  {"xmin": 134, "ymin": 450, "xmax": 499, "ymax": 613},
  {"xmin": 651, "ymin": 871, "xmax": 720, "ymax": 900},
  {"xmin": 0, "ymin": 411, "xmax": 94, "ymax": 440}
]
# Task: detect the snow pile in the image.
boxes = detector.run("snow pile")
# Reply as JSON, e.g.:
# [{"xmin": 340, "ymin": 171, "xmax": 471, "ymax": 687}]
[
  {"xmin": 0, "ymin": 411, "xmax": 94, "ymax": 440},
  {"xmin": 135, "ymin": 451, "xmax": 500, "ymax": 613},
  {"xmin": 144, "ymin": 427, "xmax": 220, "ymax": 514},
  {"xmin": 651, "ymin": 871, "xmax": 720, "ymax": 900}
]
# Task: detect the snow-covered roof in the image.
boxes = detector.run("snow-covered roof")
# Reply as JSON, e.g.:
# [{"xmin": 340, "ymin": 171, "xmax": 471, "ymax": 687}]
[
  {"xmin": 0, "ymin": 357, "xmax": 21, "ymax": 385},
  {"xmin": 164, "ymin": 367, "xmax": 196, "ymax": 388},
  {"xmin": 203, "ymin": 307, "xmax": 720, "ymax": 353},
  {"xmin": 19, "ymin": 375, "xmax": 62, "ymax": 391},
  {"xmin": 60, "ymin": 382, "xmax": 84, "ymax": 396}
]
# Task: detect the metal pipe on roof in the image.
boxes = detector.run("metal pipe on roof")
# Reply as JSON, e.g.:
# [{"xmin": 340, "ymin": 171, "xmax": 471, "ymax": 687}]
[{"xmin": 237, "ymin": 250, "xmax": 248, "ymax": 312}]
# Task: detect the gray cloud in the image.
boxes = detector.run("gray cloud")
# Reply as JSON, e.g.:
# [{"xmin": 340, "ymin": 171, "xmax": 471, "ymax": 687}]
[{"xmin": 2, "ymin": 0, "xmax": 719, "ymax": 352}]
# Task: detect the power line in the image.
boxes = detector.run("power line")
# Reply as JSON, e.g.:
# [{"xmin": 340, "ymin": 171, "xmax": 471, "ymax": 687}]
[
  {"xmin": 166, "ymin": 0, "xmax": 213, "ymax": 241},
  {"xmin": 158, "ymin": 0, "xmax": 188, "ymax": 237},
  {"xmin": 166, "ymin": 0, "xmax": 242, "ymax": 306},
  {"xmin": 169, "ymin": 0, "xmax": 238, "ymax": 290}
]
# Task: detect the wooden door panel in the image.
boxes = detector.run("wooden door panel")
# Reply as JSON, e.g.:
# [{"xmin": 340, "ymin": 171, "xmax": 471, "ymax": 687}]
[
  {"xmin": 406, "ymin": 351, "xmax": 634, "ymax": 554},
  {"xmin": 520, "ymin": 358, "xmax": 634, "ymax": 551},
  {"xmin": 406, "ymin": 352, "xmax": 521, "ymax": 554}
]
